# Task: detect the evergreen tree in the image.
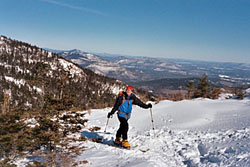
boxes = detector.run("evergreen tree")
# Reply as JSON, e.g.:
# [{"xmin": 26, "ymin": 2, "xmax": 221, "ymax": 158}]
[
  {"xmin": 0, "ymin": 110, "xmax": 30, "ymax": 161},
  {"xmin": 194, "ymin": 73, "xmax": 210, "ymax": 98},
  {"xmin": 233, "ymin": 88, "xmax": 244, "ymax": 99},
  {"xmin": 186, "ymin": 82, "xmax": 195, "ymax": 99},
  {"xmin": 209, "ymin": 87, "xmax": 221, "ymax": 99}
]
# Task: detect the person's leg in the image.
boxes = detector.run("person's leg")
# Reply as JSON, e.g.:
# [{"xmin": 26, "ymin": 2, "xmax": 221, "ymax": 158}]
[{"xmin": 116, "ymin": 116, "xmax": 129, "ymax": 140}]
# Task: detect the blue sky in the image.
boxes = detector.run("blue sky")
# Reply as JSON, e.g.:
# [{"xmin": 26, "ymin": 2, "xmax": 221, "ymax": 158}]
[{"xmin": 1, "ymin": 0, "xmax": 250, "ymax": 63}]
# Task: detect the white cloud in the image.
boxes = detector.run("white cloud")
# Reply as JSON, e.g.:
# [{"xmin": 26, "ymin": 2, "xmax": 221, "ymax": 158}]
[{"xmin": 41, "ymin": 0, "xmax": 107, "ymax": 16}]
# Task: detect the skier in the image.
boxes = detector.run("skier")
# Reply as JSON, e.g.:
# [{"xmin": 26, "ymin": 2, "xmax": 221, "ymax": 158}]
[{"xmin": 107, "ymin": 85, "xmax": 152, "ymax": 148}]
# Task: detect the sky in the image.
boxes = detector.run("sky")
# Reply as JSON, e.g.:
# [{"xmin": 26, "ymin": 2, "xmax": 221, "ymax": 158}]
[{"xmin": 0, "ymin": 0, "xmax": 250, "ymax": 63}]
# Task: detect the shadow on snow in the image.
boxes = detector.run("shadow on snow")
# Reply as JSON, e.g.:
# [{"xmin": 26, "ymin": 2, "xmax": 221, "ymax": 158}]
[{"xmin": 81, "ymin": 130, "xmax": 114, "ymax": 146}]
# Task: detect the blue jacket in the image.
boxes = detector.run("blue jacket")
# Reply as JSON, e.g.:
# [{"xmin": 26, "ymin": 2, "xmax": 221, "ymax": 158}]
[{"xmin": 110, "ymin": 91, "xmax": 149, "ymax": 120}]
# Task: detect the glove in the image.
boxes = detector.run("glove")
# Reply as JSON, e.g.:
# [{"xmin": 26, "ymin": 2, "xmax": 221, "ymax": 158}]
[
  {"xmin": 147, "ymin": 103, "xmax": 152, "ymax": 108},
  {"xmin": 107, "ymin": 112, "xmax": 113, "ymax": 118}
]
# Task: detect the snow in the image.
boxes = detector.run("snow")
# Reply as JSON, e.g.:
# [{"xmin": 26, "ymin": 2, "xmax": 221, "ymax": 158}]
[
  {"xmin": 24, "ymin": 118, "xmax": 39, "ymax": 128},
  {"xmin": 76, "ymin": 97, "xmax": 250, "ymax": 167},
  {"xmin": 166, "ymin": 64, "xmax": 181, "ymax": 69},
  {"xmin": 87, "ymin": 64, "xmax": 121, "ymax": 75},
  {"xmin": 0, "ymin": 36, "xmax": 4, "ymax": 45},
  {"xmin": 0, "ymin": 63, "xmax": 30, "ymax": 74},
  {"xmin": 4, "ymin": 76, "xmax": 43, "ymax": 94},
  {"xmin": 117, "ymin": 59, "xmax": 130, "ymax": 64},
  {"xmin": 48, "ymin": 51, "xmax": 52, "ymax": 58},
  {"xmin": 168, "ymin": 70, "xmax": 187, "ymax": 75},
  {"xmin": 111, "ymin": 85, "xmax": 121, "ymax": 95},
  {"xmin": 153, "ymin": 68, "xmax": 165, "ymax": 72},
  {"xmin": 86, "ymin": 53, "xmax": 100, "ymax": 61},
  {"xmin": 47, "ymin": 61, "xmax": 57, "ymax": 70},
  {"xmin": 246, "ymin": 88, "xmax": 250, "ymax": 94},
  {"xmin": 33, "ymin": 86, "xmax": 43, "ymax": 93},
  {"xmin": 58, "ymin": 58, "xmax": 85, "ymax": 77},
  {"xmin": 14, "ymin": 95, "xmax": 250, "ymax": 167},
  {"xmin": 2, "ymin": 89, "xmax": 11, "ymax": 97},
  {"xmin": 27, "ymin": 58, "xmax": 34, "ymax": 64},
  {"xmin": 219, "ymin": 74, "xmax": 230, "ymax": 78},
  {"xmin": 0, "ymin": 62, "xmax": 12, "ymax": 68},
  {"xmin": 218, "ymin": 93, "xmax": 233, "ymax": 100},
  {"xmin": 71, "ymin": 59, "xmax": 83, "ymax": 64},
  {"xmin": 24, "ymin": 101, "xmax": 32, "ymax": 107},
  {"xmin": 5, "ymin": 76, "xmax": 25, "ymax": 88}
]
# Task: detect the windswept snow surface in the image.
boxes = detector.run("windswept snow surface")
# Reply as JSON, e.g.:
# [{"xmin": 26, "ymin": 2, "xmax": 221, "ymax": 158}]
[{"xmin": 77, "ymin": 98, "xmax": 250, "ymax": 167}]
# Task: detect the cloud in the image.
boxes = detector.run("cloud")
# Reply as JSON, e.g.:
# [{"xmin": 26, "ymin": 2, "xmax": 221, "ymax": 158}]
[{"xmin": 41, "ymin": 0, "xmax": 107, "ymax": 16}]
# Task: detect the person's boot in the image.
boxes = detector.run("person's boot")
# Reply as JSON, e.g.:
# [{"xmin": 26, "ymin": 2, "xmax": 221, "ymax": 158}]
[
  {"xmin": 122, "ymin": 139, "xmax": 131, "ymax": 148},
  {"xmin": 114, "ymin": 137, "xmax": 121, "ymax": 145}
]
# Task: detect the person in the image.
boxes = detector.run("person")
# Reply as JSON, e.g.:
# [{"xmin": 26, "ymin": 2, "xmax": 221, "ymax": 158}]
[{"xmin": 107, "ymin": 85, "xmax": 152, "ymax": 148}]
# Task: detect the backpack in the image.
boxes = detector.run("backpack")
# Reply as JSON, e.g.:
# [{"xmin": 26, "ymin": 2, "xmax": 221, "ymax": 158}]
[{"xmin": 117, "ymin": 91, "xmax": 134, "ymax": 120}]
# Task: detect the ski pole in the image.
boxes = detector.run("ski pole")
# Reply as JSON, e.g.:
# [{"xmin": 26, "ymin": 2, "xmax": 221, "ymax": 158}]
[
  {"xmin": 104, "ymin": 118, "xmax": 109, "ymax": 133},
  {"xmin": 150, "ymin": 108, "xmax": 155, "ymax": 136}
]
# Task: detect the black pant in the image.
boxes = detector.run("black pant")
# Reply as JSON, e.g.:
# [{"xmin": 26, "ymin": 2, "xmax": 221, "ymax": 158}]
[{"xmin": 116, "ymin": 116, "xmax": 129, "ymax": 140}]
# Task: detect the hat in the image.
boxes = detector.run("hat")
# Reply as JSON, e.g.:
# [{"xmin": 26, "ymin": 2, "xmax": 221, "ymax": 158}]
[{"xmin": 126, "ymin": 85, "xmax": 134, "ymax": 91}]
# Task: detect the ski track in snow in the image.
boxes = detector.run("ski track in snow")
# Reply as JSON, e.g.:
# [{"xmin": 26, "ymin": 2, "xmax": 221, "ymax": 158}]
[{"xmin": 75, "ymin": 98, "xmax": 250, "ymax": 167}]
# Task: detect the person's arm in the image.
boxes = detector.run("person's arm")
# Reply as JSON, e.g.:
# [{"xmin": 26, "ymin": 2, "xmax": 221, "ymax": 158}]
[
  {"xmin": 133, "ymin": 95, "xmax": 151, "ymax": 109},
  {"xmin": 110, "ymin": 96, "xmax": 123, "ymax": 114},
  {"xmin": 107, "ymin": 95, "xmax": 123, "ymax": 118}
]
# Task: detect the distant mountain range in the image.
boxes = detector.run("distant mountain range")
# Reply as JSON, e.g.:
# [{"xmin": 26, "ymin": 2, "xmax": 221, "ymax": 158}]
[
  {"xmin": 47, "ymin": 49, "xmax": 250, "ymax": 94},
  {"xmin": 0, "ymin": 36, "xmax": 154, "ymax": 111}
]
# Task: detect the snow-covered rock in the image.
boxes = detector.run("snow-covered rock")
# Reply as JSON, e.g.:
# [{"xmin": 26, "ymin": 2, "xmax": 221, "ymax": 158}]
[
  {"xmin": 218, "ymin": 93, "xmax": 233, "ymax": 100},
  {"xmin": 246, "ymin": 88, "xmax": 250, "ymax": 94}
]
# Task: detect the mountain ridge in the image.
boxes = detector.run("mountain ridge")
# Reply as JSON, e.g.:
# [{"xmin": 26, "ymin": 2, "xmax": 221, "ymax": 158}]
[
  {"xmin": 50, "ymin": 48, "xmax": 250, "ymax": 94},
  {"xmin": 0, "ymin": 36, "xmax": 154, "ymax": 111}
]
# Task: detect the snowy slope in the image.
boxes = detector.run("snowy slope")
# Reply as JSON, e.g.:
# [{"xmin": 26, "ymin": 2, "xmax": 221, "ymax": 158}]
[
  {"xmin": 58, "ymin": 49, "xmax": 136, "ymax": 79},
  {"xmin": 76, "ymin": 97, "xmax": 250, "ymax": 167}
]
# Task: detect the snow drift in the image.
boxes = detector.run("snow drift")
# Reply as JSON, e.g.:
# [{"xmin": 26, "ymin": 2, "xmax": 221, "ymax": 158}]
[{"xmin": 77, "ymin": 97, "xmax": 250, "ymax": 167}]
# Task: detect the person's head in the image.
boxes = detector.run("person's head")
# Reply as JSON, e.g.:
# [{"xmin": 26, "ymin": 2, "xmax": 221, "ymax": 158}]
[{"xmin": 126, "ymin": 85, "xmax": 133, "ymax": 96}]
